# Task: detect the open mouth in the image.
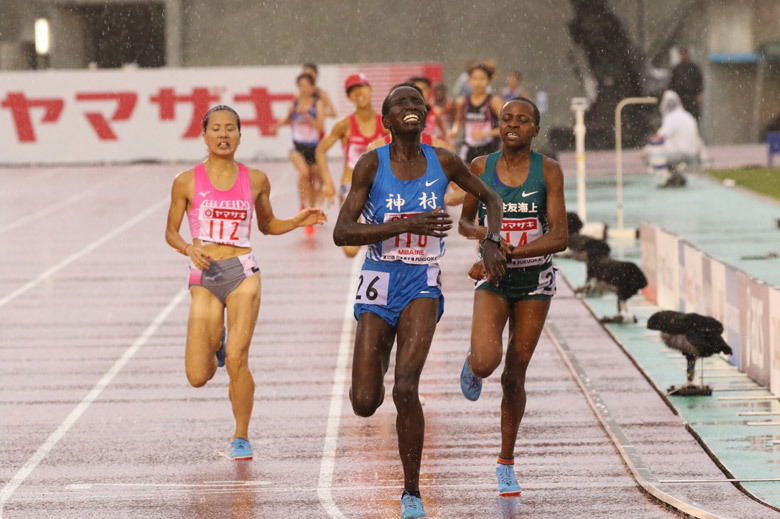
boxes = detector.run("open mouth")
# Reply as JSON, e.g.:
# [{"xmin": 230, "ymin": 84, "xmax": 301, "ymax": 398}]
[
  {"xmin": 505, "ymin": 132, "xmax": 520, "ymax": 139},
  {"xmin": 403, "ymin": 113, "xmax": 420, "ymax": 123},
  {"xmin": 218, "ymin": 142, "xmax": 230, "ymax": 149}
]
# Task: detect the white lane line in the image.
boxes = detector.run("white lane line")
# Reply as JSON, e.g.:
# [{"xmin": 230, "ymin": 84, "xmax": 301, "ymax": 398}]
[
  {"xmin": 0, "ymin": 197, "xmax": 167, "ymax": 308},
  {"xmin": 0, "ymin": 176, "xmax": 120, "ymax": 235},
  {"xmin": 0, "ymin": 288, "xmax": 188, "ymax": 517},
  {"xmin": 317, "ymin": 253, "xmax": 362, "ymax": 519}
]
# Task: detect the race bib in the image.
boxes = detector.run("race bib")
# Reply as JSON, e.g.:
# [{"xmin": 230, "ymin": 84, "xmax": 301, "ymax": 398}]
[
  {"xmin": 381, "ymin": 212, "xmax": 442, "ymax": 264},
  {"xmin": 355, "ymin": 270, "xmax": 390, "ymax": 305},
  {"xmin": 292, "ymin": 120, "xmax": 319, "ymax": 143},
  {"xmin": 466, "ymin": 121, "xmax": 492, "ymax": 145},
  {"xmin": 502, "ymin": 218, "xmax": 546, "ymax": 268},
  {"xmin": 347, "ymin": 143, "xmax": 368, "ymax": 170},
  {"xmin": 532, "ymin": 265, "xmax": 557, "ymax": 296},
  {"xmin": 198, "ymin": 202, "xmax": 250, "ymax": 244}
]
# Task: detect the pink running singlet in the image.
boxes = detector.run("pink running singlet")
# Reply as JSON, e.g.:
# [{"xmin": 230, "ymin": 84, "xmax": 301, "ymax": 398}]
[
  {"xmin": 343, "ymin": 113, "xmax": 384, "ymax": 170},
  {"xmin": 187, "ymin": 162, "xmax": 254, "ymax": 248}
]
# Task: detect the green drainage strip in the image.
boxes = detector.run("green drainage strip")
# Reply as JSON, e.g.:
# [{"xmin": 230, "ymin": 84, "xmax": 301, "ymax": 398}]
[{"xmin": 555, "ymin": 257, "xmax": 780, "ymax": 510}]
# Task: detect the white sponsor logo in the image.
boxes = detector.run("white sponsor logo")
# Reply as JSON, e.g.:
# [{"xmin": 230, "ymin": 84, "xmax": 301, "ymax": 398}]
[
  {"xmin": 425, "ymin": 179, "xmax": 439, "ymax": 187},
  {"xmin": 521, "ymin": 190, "xmax": 539, "ymax": 197},
  {"xmin": 199, "ymin": 191, "xmax": 211, "ymax": 198}
]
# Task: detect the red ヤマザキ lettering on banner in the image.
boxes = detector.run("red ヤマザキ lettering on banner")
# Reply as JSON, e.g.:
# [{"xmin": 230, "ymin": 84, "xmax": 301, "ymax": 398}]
[
  {"xmin": 1, "ymin": 92, "xmax": 64, "ymax": 143},
  {"xmin": 150, "ymin": 87, "xmax": 220, "ymax": 138},
  {"xmin": 75, "ymin": 92, "xmax": 138, "ymax": 140},
  {"xmin": 233, "ymin": 88, "xmax": 294, "ymax": 136}
]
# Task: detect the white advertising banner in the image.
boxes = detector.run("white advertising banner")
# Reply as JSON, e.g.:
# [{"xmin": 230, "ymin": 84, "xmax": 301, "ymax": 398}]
[
  {"xmin": 769, "ymin": 286, "xmax": 780, "ymax": 397},
  {"xmin": 655, "ymin": 227, "xmax": 679, "ymax": 311},
  {"xmin": 640, "ymin": 222, "xmax": 658, "ymax": 303},
  {"xmin": 0, "ymin": 62, "xmax": 442, "ymax": 164},
  {"xmin": 679, "ymin": 242, "xmax": 705, "ymax": 314},
  {"xmin": 739, "ymin": 274, "xmax": 771, "ymax": 387}
]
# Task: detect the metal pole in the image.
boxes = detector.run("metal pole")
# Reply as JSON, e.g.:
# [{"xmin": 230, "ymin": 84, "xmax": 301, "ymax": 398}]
[
  {"xmin": 571, "ymin": 97, "xmax": 589, "ymax": 222},
  {"xmin": 614, "ymin": 96, "xmax": 657, "ymax": 239}
]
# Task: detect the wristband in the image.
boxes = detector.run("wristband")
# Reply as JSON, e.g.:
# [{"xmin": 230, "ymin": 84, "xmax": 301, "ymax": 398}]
[{"xmin": 182, "ymin": 244, "xmax": 191, "ymax": 255}]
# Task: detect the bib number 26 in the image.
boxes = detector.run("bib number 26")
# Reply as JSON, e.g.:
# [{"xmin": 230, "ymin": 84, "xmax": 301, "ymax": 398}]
[{"xmin": 355, "ymin": 270, "xmax": 390, "ymax": 305}]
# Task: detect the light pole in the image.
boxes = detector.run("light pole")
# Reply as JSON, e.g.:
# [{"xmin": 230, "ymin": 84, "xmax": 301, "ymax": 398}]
[
  {"xmin": 611, "ymin": 96, "xmax": 657, "ymax": 240},
  {"xmin": 35, "ymin": 17, "xmax": 50, "ymax": 69}
]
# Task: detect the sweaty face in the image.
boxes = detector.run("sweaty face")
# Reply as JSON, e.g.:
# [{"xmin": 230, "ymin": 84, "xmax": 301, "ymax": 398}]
[
  {"xmin": 499, "ymin": 100, "xmax": 538, "ymax": 148},
  {"xmin": 468, "ymin": 69, "xmax": 489, "ymax": 95},
  {"xmin": 202, "ymin": 110, "xmax": 241, "ymax": 156},
  {"xmin": 348, "ymin": 85, "xmax": 372, "ymax": 109},
  {"xmin": 383, "ymin": 87, "xmax": 427, "ymax": 134}
]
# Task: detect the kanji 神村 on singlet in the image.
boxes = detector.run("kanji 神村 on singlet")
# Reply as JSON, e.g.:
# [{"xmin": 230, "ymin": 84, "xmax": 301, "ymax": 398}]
[{"xmin": 354, "ymin": 143, "xmax": 449, "ymax": 327}]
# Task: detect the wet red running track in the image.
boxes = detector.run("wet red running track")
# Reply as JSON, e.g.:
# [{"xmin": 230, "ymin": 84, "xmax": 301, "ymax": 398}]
[{"xmin": 0, "ymin": 163, "xmax": 767, "ymax": 518}]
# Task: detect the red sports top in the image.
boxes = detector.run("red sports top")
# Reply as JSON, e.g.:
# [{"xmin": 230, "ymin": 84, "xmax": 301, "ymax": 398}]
[{"xmin": 343, "ymin": 113, "xmax": 384, "ymax": 170}]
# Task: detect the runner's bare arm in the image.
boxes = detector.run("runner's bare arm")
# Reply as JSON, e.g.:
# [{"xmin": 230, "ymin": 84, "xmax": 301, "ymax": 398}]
[
  {"xmin": 438, "ymin": 148, "xmax": 506, "ymax": 283},
  {"xmin": 319, "ymin": 89, "xmax": 337, "ymax": 118},
  {"xmin": 332, "ymin": 152, "xmax": 452, "ymax": 246},
  {"xmin": 165, "ymin": 170, "xmax": 211, "ymax": 269},
  {"xmin": 457, "ymin": 156, "xmax": 489, "ymax": 240},
  {"xmin": 366, "ymin": 135, "xmax": 386, "ymax": 153},
  {"xmin": 311, "ymin": 98, "xmax": 326, "ymax": 133},
  {"xmin": 253, "ymin": 170, "xmax": 327, "ymax": 235},
  {"xmin": 270, "ymin": 102, "xmax": 294, "ymax": 133},
  {"xmin": 316, "ymin": 117, "xmax": 349, "ymax": 198},
  {"xmin": 447, "ymin": 97, "xmax": 465, "ymax": 140},
  {"xmin": 508, "ymin": 157, "xmax": 568, "ymax": 259}
]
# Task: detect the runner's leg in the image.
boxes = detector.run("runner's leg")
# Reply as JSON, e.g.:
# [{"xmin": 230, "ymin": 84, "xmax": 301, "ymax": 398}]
[
  {"xmin": 469, "ymin": 289, "xmax": 510, "ymax": 378},
  {"xmin": 185, "ymin": 286, "xmax": 225, "ymax": 387},
  {"xmin": 351, "ymin": 312, "xmax": 396, "ymax": 417},
  {"xmin": 224, "ymin": 274, "xmax": 262, "ymax": 441},
  {"xmin": 500, "ymin": 299, "xmax": 550, "ymax": 459},
  {"xmin": 394, "ymin": 297, "xmax": 439, "ymax": 493},
  {"xmin": 289, "ymin": 150, "xmax": 312, "ymax": 208}
]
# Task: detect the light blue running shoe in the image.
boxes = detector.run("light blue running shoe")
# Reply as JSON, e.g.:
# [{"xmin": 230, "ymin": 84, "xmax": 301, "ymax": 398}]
[
  {"xmin": 459, "ymin": 351, "xmax": 482, "ymax": 401},
  {"xmin": 496, "ymin": 463, "xmax": 522, "ymax": 497},
  {"xmin": 230, "ymin": 437, "xmax": 252, "ymax": 460},
  {"xmin": 216, "ymin": 327, "xmax": 226, "ymax": 368},
  {"xmin": 400, "ymin": 492, "xmax": 426, "ymax": 519}
]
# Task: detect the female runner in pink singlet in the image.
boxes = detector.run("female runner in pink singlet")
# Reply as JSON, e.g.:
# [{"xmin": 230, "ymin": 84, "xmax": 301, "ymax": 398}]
[{"xmin": 165, "ymin": 105, "xmax": 326, "ymax": 460}]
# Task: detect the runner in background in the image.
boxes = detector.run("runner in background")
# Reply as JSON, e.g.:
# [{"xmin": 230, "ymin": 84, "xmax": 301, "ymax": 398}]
[
  {"xmin": 408, "ymin": 76, "xmax": 450, "ymax": 145},
  {"xmin": 432, "ymin": 82, "xmax": 454, "ymax": 137},
  {"xmin": 503, "ymin": 70, "xmax": 530, "ymax": 102},
  {"xmin": 448, "ymin": 63, "xmax": 504, "ymax": 164},
  {"xmin": 302, "ymin": 63, "xmax": 337, "ymax": 119},
  {"xmin": 316, "ymin": 73, "xmax": 387, "ymax": 257},
  {"xmin": 164, "ymin": 105, "xmax": 326, "ymax": 461},
  {"xmin": 457, "ymin": 97, "xmax": 567, "ymax": 497},
  {"xmin": 271, "ymin": 73, "xmax": 325, "ymax": 235},
  {"xmin": 333, "ymin": 84, "xmax": 506, "ymax": 519}
]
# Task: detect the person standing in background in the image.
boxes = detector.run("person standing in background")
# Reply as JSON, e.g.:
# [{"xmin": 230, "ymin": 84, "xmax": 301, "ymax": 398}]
[
  {"xmin": 448, "ymin": 63, "xmax": 504, "ymax": 165},
  {"xmin": 270, "ymin": 73, "xmax": 326, "ymax": 234},
  {"xmin": 668, "ymin": 47, "xmax": 703, "ymax": 121},
  {"xmin": 302, "ymin": 63, "xmax": 337, "ymax": 119}
]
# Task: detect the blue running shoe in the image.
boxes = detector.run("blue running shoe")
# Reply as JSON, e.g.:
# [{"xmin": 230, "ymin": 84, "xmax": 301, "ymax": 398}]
[
  {"xmin": 496, "ymin": 463, "xmax": 522, "ymax": 497},
  {"xmin": 460, "ymin": 351, "xmax": 482, "ymax": 401},
  {"xmin": 400, "ymin": 492, "xmax": 426, "ymax": 519},
  {"xmin": 216, "ymin": 327, "xmax": 226, "ymax": 368},
  {"xmin": 230, "ymin": 437, "xmax": 252, "ymax": 460}
]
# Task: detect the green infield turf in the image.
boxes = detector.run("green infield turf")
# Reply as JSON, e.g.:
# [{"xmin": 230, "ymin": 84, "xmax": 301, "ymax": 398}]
[{"xmin": 706, "ymin": 167, "xmax": 780, "ymax": 201}]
